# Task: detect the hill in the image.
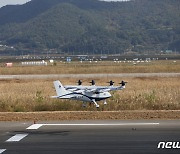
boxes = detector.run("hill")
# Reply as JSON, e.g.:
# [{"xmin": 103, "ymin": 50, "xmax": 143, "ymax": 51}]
[{"xmin": 0, "ymin": 0, "xmax": 179, "ymax": 55}]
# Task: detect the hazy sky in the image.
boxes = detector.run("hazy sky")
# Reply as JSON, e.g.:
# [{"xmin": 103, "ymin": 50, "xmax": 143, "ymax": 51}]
[
  {"xmin": 100, "ymin": 0, "xmax": 131, "ymax": 1},
  {"xmin": 0, "ymin": 0, "xmax": 31, "ymax": 8}
]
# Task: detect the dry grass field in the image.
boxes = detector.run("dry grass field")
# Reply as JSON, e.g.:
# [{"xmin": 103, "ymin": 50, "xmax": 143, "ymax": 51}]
[
  {"xmin": 0, "ymin": 77, "xmax": 179, "ymax": 112},
  {"xmin": 0, "ymin": 60, "xmax": 180, "ymax": 75}
]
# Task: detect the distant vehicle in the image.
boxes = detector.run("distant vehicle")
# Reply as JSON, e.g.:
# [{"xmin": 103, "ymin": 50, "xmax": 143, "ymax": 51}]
[
  {"xmin": 52, "ymin": 80, "xmax": 127, "ymax": 108},
  {"xmin": 133, "ymin": 58, "xmax": 138, "ymax": 61},
  {"xmin": 6, "ymin": 63, "xmax": 13, "ymax": 67}
]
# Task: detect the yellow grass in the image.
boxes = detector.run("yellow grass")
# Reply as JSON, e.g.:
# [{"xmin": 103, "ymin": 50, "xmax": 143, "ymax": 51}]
[
  {"xmin": 0, "ymin": 60, "xmax": 180, "ymax": 75},
  {"xmin": 0, "ymin": 77, "xmax": 179, "ymax": 112}
]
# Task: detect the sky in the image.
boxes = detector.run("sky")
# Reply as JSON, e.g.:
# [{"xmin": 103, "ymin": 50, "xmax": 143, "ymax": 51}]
[
  {"xmin": 0, "ymin": 0, "xmax": 31, "ymax": 8},
  {"xmin": 100, "ymin": 0, "xmax": 131, "ymax": 1},
  {"xmin": 0, "ymin": 0, "xmax": 131, "ymax": 8}
]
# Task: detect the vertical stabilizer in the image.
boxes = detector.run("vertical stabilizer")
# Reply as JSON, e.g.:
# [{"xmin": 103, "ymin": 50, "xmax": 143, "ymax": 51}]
[{"xmin": 53, "ymin": 80, "xmax": 68, "ymax": 96}]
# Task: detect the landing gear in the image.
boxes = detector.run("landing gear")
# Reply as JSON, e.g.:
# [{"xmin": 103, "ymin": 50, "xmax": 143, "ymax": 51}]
[
  {"xmin": 82, "ymin": 102, "xmax": 86, "ymax": 108},
  {"xmin": 92, "ymin": 99, "xmax": 99, "ymax": 108},
  {"xmin": 104, "ymin": 100, "xmax": 107, "ymax": 105}
]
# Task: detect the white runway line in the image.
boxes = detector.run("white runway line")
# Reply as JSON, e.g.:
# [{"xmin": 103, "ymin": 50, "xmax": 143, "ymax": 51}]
[
  {"xmin": 0, "ymin": 149, "xmax": 6, "ymax": 154},
  {"xmin": 6, "ymin": 134, "xmax": 28, "ymax": 142},
  {"xmin": 26, "ymin": 124, "xmax": 43, "ymax": 130},
  {"xmin": 27, "ymin": 123, "xmax": 159, "ymax": 130}
]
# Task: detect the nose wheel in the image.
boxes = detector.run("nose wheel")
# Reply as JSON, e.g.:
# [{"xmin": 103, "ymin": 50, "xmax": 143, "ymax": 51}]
[
  {"xmin": 92, "ymin": 99, "xmax": 99, "ymax": 108},
  {"xmin": 104, "ymin": 100, "xmax": 107, "ymax": 105},
  {"xmin": 82, "ymin": 102, "xmax": 86, "ymax": 108}
]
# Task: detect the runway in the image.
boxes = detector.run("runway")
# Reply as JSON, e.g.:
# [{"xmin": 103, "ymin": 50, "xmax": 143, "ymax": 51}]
[
  {"xmin": 0, "ymin": 120, "xmax": 180, "ymax": 154},
  {"xmin": 0, "ymin": 73, "xmax": 180, "ymax": 79}
]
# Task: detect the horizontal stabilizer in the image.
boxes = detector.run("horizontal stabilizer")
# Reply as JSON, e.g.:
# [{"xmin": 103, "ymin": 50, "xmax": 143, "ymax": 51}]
[{"xmin": 51, "ymin": 96, "xmax": 59, "ymax": 98}]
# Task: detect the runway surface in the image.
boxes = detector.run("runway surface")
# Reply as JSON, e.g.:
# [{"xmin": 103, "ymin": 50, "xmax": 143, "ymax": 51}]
[
  {"xmin": 0, "ymin": 73, "xmax": 180, "ymax": 79},
  {"xmin": 0, "ymin": 120, "xmax": 180, "ymax": 154}
]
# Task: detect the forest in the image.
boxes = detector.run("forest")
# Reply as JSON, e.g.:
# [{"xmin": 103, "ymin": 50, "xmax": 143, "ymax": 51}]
[{"xmin": 0, "ymin": 0, "xmax": 179, "ymax": 55}]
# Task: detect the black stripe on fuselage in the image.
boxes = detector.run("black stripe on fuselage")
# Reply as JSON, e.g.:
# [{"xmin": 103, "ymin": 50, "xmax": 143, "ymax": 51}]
[{"xmin": 58, "ymin": 92, "xmax": 110, "ymax": 102}]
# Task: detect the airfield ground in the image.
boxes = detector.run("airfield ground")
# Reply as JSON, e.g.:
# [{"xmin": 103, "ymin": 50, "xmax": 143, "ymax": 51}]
[
  {"xmin": 0, "ymin": 60, "xmax": 179, "ymax": 120},
  {"xmin": 0, "ymin": 60, "xmax": 180, "ymax": 75},
  {"xmin": 0, "ymin": 76, "xmax": 179, "ymax": 112},
  {"xmin": 0, "ymin": 110, "xmax": 180, "ymax": 121},
  {"xmin": 1, "ymin": 120, "xmax": 180, "ymax": 154}
]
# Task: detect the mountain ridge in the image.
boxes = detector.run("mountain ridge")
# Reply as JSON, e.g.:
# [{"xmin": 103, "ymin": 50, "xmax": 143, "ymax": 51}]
[{"xmin": 0, "ymin": 0, "xmax": 179, "ymax": 55}]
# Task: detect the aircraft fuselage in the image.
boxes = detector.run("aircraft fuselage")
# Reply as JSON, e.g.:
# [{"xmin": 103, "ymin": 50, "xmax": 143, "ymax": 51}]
[{"xmin": 58, "ymin": 91, "xmax": 111, "ymax": 102}]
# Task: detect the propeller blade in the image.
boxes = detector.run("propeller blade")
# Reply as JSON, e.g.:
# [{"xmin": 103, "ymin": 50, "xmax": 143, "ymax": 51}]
[
  {"xmin": 90, "ymin": 80, "xmax": 95, "ymax": 85},
  {"xmin": 77, "ymin": 80, "xmax": 82, "ymax": 85},
  {"xmin": 119, "ymin": 81, "xmax": 128, "ymax": 86},
  {"xmin": 107, "ymin": 80, "xmax": 115, "ymax": 86}
]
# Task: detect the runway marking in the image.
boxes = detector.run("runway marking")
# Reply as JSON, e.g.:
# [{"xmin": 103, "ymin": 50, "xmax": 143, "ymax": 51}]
[
  {"xmin": 0, "ymin": 149, "xmax": 6, "ymax": 154},
  {"xmin": 6, "ymin": 134, "xmax": 28, "ymax": 142},
  {"xmin": 27, "ymin": 123, "xmax": 159, "ymax": 130},
  {"xmin": 27, "ymin": 124, "xmax": 43, "ymax": 130}
]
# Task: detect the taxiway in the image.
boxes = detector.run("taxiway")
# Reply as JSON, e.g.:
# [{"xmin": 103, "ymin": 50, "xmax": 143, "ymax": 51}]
[{"xmin": 0, "ymin": 73, "xmax": 180, "ymax": 80}]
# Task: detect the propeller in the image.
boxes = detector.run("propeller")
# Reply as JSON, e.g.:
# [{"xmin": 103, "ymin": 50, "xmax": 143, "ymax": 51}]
[
  {"xmin": 119, "ymin": 81, "xmax": 128, "ymax": 86},
  {"xmin": 90, "ymin": 80, "xmax": 95, "ymax": 86},
  {"xmin": 77, "ymin": 80, "xmax": 82, "ymax": 86},
  {"xmin": 107, "ymin": 80, "xmax": 115, "ymax": 86}
]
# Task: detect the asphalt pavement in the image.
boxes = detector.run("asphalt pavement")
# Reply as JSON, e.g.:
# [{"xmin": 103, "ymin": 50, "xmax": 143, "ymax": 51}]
[
  {"xmin": 0, "ymin": 73, "xmax": 180, "ymax": 79},
  {"xmin": 0, "ymin": 120, "xmax": 180, "ymax": 154}
]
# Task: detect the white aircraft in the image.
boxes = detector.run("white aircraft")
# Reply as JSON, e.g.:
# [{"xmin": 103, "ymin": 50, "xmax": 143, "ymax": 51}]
[{"xmin": 52, "ymin": 80, "xmax": 127, "ymax": 108}]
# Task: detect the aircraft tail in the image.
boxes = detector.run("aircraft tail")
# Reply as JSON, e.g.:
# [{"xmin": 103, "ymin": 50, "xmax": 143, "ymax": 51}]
[{"xmin": 53, "ymin": 80, "xmax": 69, "ymax": 96}]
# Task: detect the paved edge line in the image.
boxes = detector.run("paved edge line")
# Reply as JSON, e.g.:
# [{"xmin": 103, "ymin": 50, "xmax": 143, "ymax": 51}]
[
  {"xmin": 6, "ymin": 134, "xmax": 28, "ymax": 142},
  {"xmin": 0, "ymin": 149, "xmax": 6, "ymax": 154},
  {"xmin": 26, "ymin": 123, "xmax": 159, "ymax": 130}
]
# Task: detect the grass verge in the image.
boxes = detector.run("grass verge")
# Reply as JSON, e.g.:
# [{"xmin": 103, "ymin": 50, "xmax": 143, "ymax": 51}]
[
  {"xmin": 0, "ymin": 60, "xmax": 180, "ymax": 75},
  {"xmin": 0, "ymin": 77, "xmax": 179, "ymax": 112}
]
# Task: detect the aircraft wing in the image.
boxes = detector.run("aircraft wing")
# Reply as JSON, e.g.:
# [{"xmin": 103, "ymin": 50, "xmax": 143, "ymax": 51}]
[
  {"xmin": 65, "ymin": 85, "xmax": 125, "ymax": 93},
  {"xmin": 64, "ymin": 85, "xmax": 107, "ymax": 92},
  {"xmin": 90, "ymin": 86, "xmax": 125, "ymax": 92},
  {"xmin": 89, "ymin": 87, "xmax": 111, "ymax": 93}
]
